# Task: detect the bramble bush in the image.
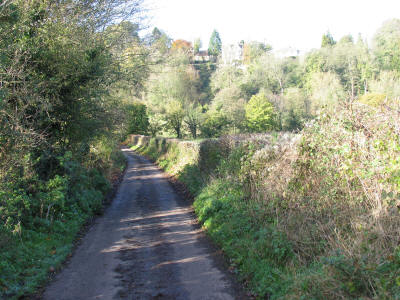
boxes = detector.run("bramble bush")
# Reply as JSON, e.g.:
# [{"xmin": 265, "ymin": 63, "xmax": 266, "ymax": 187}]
[{"xmin": 240, "ymin": 100, "xmax": 400, "ymax": 298}]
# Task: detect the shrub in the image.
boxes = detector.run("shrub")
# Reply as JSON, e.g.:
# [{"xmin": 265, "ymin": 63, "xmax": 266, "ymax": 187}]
[
  {"xmin": 358, "ymin": 92, "xmax": 387, "ymax": 106},
  {"xmin": 200, "ymin": 111, "xmax": 230, "ymax": 138},
  {"xmin": 245, "ymin": 92, "xmax": 276, "ymax": 132},
  {"xmin": 126, "ymin": 103, "xmax": 150, "ymax": 135},
  {"xmin": 241, "ymin": 102, "xmax": 400, "ymax": 297}
]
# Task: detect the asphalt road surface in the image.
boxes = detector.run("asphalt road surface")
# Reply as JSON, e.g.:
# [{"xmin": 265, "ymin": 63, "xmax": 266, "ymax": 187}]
[{"xmin": 42, "ymin": 147, "xmax": 241, "ymax": 300}]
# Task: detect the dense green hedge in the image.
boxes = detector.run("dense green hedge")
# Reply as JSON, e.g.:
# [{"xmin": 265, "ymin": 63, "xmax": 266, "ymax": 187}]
[{"xmin": 0, "ymin": 150, "xmax": 126, "ymax": 299}]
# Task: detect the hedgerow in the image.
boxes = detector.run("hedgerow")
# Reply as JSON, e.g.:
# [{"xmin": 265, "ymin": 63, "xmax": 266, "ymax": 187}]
[{"xmin": 129, "ymin": 99, "xmax": 400, "ymax": 299}]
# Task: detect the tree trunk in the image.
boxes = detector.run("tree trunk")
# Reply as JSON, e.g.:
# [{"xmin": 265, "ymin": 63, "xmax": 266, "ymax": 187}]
[
  {"xmin": 191, "ymin": 124, "xmax": 197, "ymax": 139},
  {"xmin": 176, "ymin": 126, "xmax": 181, "ymax": 138}
]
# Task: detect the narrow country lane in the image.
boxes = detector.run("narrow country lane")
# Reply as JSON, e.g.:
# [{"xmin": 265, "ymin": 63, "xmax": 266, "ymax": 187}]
[{"xmin": 42, "ymin": 147, "xmax": 241, "ymax": 300}]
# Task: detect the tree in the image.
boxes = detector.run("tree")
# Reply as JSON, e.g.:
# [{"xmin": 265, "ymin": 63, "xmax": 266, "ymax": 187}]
[
  {"xmin": 243, "ymin": 41, "xmax": 272, "ymax": 64},
  {"xmin": 194, "ymin": 38, "xmax": 202, "ymax": 54},
  {"xmin": 184, "ymin": 105, "xmax": 203, "ymax": 139},
  {"xmin": 338, "ymin": 34, "xmax": 354, "ymax": 45},
  {"xmin": 152, "ymin": 27, "xmax": 163, "ymax": 40},
  {"xmin": 105, "ymin": 21, "xmax": 150, "ymax": 96},
  {"xmin": 144, "ymin": 51, "xmax": 200, "ymax": 137},
  {"xmin": 171, "ymin": 39, "xmax": 192, "ymax": 53},
  {"xmin": 211, "ymin": 85, "xmax": 246, "ymax": 132},
  {"xmin": 308, "ymin": 72, "xmax": 345, "ymax": 113},
  {"xmin": 0, "ymin": 0, "xmax": 146, "ymax": 243},
  {"xmin": 126, "ymin": 103, "xmax": 149, "ymax": 135},
  {"xmin": 200, "ymin": 110, "xmax": 229, "ymax": 138},
  {"xmin": 149, "ymin": 27, "xmax": 171, "ymax": 55},
  {"xmin": 245, "ymin": 92, "xmax": 276, "ymax": 132},
  {"xmin": 356, "ymin": 36, "xmax": 374, "ymax": 94},
  {"xmin": 321, "ymin": 31, "xmax": 336, "ymax": 47},
  {"xmin": 165, "ymin": 100, "xmax": 185, "ymax": 138},
  {"xmin": 373, "ymin": 19, "xmax": 400, "ymax": 72},
  {"xmin": 282, "ymin": 87, "xmax": 309, "ymax": 130},
  {"xmin": 259, "ymin": 54, "xmax": 288, "ymax": 95},
  {"xmin": 148, "ymin": 115, "xmax": 164, "ymax": 137},
  {"xmin": 369, "ymin": 71, "xmax": 400, "ymax": 99},
  {"xmin": 208, "ymin": 29, "xmax": 222, "ymax": 57}
]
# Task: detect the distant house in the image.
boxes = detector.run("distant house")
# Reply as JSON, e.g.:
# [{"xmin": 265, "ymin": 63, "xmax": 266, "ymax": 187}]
[
  {"xmin": 194, "ymin": 50, "xmax": 210, "ymax": 62},
  {"xmin": 221, "ymin": 44, "xmax": 243, "ymax": 65},
  {"xmin": 274, "ymin": 47, "xmax": 301, "ymax": 58}
]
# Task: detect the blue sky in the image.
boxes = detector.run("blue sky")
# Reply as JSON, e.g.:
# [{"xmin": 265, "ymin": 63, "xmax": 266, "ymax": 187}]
[{"xmin": 143, "ymin": 0, "xmax": 400, "ymax": 52}]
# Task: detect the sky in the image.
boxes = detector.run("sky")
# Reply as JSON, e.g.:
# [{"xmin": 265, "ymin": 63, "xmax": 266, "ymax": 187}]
[{"xmin": 142, "ymin": 0, "xmax": 400, "ymax": 52}]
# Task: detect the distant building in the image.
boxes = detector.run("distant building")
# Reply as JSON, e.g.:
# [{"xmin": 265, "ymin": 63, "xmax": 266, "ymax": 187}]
[
  {"xmin": 221, "ymin": 44, "xmax": 243, "ymax": 65},
  {"xmin": 274, "ymin": 47, "xmax": 301, "ymax": 58},
  {"xmin": 194, "ymin": 50, "xmax": 210, "ymax": 62}
]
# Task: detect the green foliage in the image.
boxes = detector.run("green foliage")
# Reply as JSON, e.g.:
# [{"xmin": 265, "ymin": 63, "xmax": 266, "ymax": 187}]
[
  {"xmin": 200, "ymin": 111, "xmax": 230, "ymax": 138},
  {"xmin": 184, "ymin": 104, "xmax": 203, "ymax": 139},
  {"xmin": 369, "ymin": 70, "xmax": 400, "ymax": 99},
  {"xmin": 373, "ymin": 19, "xmax": 400, "ymax": 73},
  {"xmin": 193, "ymin": 38, "xmax": 202, "ymax": 54},
  {"xmin": 194, "ymin": 180, "xmax": 293, "ymax": 297},
  {"xmin": 193, "ymin": 62, "xmax": 215, "ymax": 104},
  {"xmin": 148, "ymin": 115, "xmax": 164, "ymax": 137},
  {"xmin": 0, "ymin": 0, "xmax": 140, "ymax": 297},
  {"xmin": 0, "ymin": 153, "xmax": 114, "ymax": 299},
  {"xmin": 321, "ymin": 31, "xmax": 336, "ymax": 47},
  {"xmin": 208, "ymin": 29, "xmax": 222, "ymax": 57},
  {"xmin": 164, "ymin": 100, "xmax": 185, "ymax": 138},
  {"xmin": 211, "ymin": 85, "xmax": 246, "ymax": 132},
  {"xmin": 243, "ymin": 41, "xmax": 272, "ymax": 64},
  {"xmin": 358, "ymin": 93, "xmax": 386, "ymax": 106},
  {"xmin": 148, "ymin": 27, "xmax": 172, "ymax": 59},
  {"xmin": 126, "ymin": 103, "xmax": 149, "ymax": 135},
  {"xmin": 144, "ymin": 51, "xmax": 201, "ymax": 137},
  {"xmin": 245, "ymin": 92, "xmax": 276, "ymax": 132},
  {"xmin": 129, "ymin": 98, "xmax": 400, "ymax": 298},
  {"xmin": 338, "ymin": 34, "xmax": 354, "ymax": 45},
  {"xmin": 307, "ymin": 71, "xmax": 345, "ymax": 113},
  {"xmin": 281, "ymin": 87, "xmax": 308, "ymax": 130}
]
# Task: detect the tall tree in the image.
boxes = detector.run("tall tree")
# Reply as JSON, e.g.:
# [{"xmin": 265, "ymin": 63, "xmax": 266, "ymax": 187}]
[
  {"xmin": 338, "ymin": 34, "xmax": 354, "ymax": 45},
  {"xmin": 171, "ymin": 39, "xmax": 193, "ymax": 53},
  {"xmin": 243, "ymin": 41, "xmax": 272, "ymax": 64},
  {"xmin": 149, "ymin": 27, "xmax": 171, "ymax": 56},
  {"xmin": 208, "ymin": 29, "xmax": 222, "ymax": 57},
  {"xmin": 145, "ymin": 51, "xmax": 200, "ymax": 137},
  {"xmin": 0, "ymin": 0, "xmax": 146, "ymax": 179},
  {"xmin": 194, "ymin": 38, "xmax": 202, "ymax": 54},
  {"xmin": 321, "ymin": 31, "xmax": 336, "ymax": 48},
  {"xmin": 373, "ymin": 19, "xmax": 400, "ymax": 73}
]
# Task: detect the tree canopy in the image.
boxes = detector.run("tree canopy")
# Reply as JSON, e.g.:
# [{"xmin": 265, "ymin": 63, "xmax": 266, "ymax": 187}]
[{"xmin": 208, "ymin": 29, "xmax": 222, "ymax": 57}]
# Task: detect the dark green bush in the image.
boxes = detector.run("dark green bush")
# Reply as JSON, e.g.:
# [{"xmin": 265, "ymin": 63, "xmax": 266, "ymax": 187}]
[{"xmin": 126, "ymin": 103, "xmax": 150, "ymax": 135}]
